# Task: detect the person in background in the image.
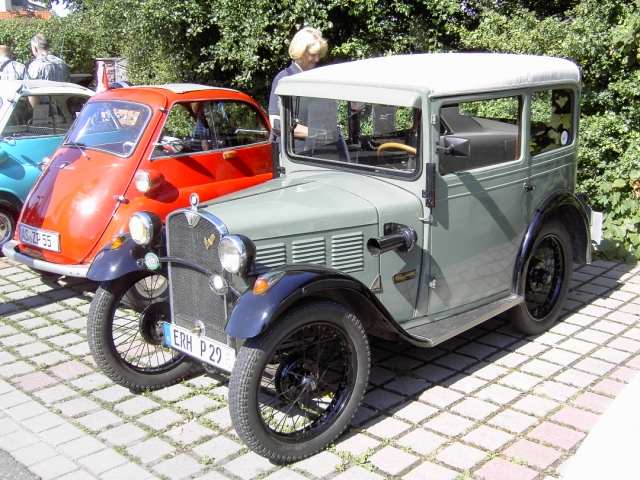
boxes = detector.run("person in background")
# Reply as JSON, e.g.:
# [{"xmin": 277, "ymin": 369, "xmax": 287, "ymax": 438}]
[
  {"xmin": 0, "ymin": 45, "xmax": 26, "ymax": 81},
  {"xmin": 27, "ymin": 33, "xmax": 70, "ymax": 82},
  {"xmin": 268, "ymin": 26, "xmax": 328, "ymax": 140}
]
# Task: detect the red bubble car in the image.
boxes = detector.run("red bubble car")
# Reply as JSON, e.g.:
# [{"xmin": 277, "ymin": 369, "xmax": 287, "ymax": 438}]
[{"xmin": 3, "ymin": 83, "xmax": 272, "ymax": 389}]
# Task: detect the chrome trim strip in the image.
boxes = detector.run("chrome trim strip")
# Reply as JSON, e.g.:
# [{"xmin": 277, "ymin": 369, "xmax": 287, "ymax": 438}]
[{"xmin": 1, "ymin": 240, "xmax": 89, "ymax": 278}]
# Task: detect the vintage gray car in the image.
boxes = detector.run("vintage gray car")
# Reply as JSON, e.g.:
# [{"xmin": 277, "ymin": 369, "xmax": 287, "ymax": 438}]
[{"xmin": 91, "ymin": 53, "xmax": 592, "ymax": 462}]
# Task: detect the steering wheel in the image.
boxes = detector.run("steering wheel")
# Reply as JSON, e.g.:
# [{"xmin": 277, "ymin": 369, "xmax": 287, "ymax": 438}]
[{"xmin": 376, "ymin": 142, "xmax": 417, "ymax": 156}]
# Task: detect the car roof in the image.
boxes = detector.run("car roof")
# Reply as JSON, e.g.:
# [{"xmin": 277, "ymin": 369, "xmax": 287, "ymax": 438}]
[
  {"xmin": 0, "ymin": 80, "xmax": 94, "ymax": 99},
  {"xmin": 135, "ymin": 83, "xmax": 238, "ymax": 94},
  {"xmin": 276, "ymin": 53, "xmax": 580, "ymax": 107}
]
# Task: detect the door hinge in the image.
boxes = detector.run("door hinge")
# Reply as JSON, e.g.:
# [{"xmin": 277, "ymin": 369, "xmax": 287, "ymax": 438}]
[
  {"xmin": 428, "ymin": 277, "xmax": 437, "ymax": 289},
  {"xmin": 430, "ymin": 113, "xmax": 438, "ymax": 126}
]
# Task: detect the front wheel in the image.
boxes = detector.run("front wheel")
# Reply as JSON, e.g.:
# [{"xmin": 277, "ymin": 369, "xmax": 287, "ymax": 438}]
[
  {"xmin": 509, "ymin": 220, "xmax": 573, "ymax": 335},
  {"xmin": 0, "ymin": 206, "xmax": 17, "ymax": 255},
  {"xmin": 87, "ymin": 271, "xmax": 200, "ymax": 391},
  {"xmin": 229, "ymin": 301, "xmax": 370, "ymax": 463}
]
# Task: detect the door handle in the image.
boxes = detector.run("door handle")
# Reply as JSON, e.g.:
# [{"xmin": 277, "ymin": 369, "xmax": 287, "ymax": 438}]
[
  {"xmin": 523, "ymin": 182, "xmax": 535, "ymax": 192},
  {"xmin": 223, "ymin": 150, "xmax": 237, "ymax": 160}
]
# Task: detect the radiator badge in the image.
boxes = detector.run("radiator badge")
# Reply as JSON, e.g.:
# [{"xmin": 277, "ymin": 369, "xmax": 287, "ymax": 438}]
[
  {"xmin": 192, "ymin": 320, "xmax": 205, "ymax": 337},
  {"xmin": 203, "ymin": 232, "xmax": 216, "ymax": 250}
]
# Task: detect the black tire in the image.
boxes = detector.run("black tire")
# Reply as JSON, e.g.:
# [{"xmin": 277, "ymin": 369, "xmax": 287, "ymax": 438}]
[
  {"xmin": 509, "ymin": 220, "xmax": 573, "ymax": 335},
  {"xmin": 87, "ymin": 271, "xmax": 200, "ymax": 391},
  {"xmin": 229, "ymin": 301, "xmax": 370, "ymax": 464},
  {"xmin": 0, "ymin": 206, "xmax": 17, "ymax": 255}
]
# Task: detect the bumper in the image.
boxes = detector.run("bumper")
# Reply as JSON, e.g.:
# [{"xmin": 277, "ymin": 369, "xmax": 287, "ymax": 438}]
[{"xmin": 2, "ymin": 240, "xmax": 90, "ymax": 278}]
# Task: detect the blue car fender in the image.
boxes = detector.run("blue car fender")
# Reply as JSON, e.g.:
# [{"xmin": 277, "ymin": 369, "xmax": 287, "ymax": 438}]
[{"xmin": 87, "ymin": 236, "xmax": 149, "ymax": 282}]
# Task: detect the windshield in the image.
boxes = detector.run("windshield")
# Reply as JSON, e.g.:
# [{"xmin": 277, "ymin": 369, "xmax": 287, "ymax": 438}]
[
  {"xmin": 65, "ymin": 100, "xmax": 151, "ymax": 157},
  {"xmin": 286, "ymin": 96, "xmax": 421, "ymax": 177}
]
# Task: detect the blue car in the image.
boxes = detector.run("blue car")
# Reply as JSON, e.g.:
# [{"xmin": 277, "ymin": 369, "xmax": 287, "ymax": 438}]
[{"xmin": 0, "ymin": 80, "xmax": 93, "ymax": 248}]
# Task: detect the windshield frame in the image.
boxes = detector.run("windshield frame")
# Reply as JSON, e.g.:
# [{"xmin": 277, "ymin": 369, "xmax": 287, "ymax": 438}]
[
  {"xmin": 283, "ymin": 96, "xmax": 422, "ymax": 181},
  {"xmin": 64, "ymin": 99, "xmax": 153, "ymax": 159}
]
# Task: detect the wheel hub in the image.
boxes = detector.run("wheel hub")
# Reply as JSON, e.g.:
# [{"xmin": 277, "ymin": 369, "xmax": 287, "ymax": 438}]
[{"xmin": 138, "ymin": 302, "xmax": 169, "ymax": 345}]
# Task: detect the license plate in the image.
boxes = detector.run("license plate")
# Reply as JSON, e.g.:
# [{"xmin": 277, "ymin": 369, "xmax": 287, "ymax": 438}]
[
  {"xmin": 163, "ymin": 322, "xmax": 235, "ymax": 372},
  {"xmin": 19, "ymin": 224, "xmax": 60, "ymax": 252}
]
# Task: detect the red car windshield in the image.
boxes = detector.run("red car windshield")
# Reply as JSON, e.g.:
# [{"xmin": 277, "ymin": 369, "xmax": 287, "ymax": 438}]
[{"xmin": 65, "ymin": 100, "xmax": 152, "ymax": 157}]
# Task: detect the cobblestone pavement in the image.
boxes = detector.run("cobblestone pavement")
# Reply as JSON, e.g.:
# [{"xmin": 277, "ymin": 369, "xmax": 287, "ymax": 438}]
[{"xmin": 0, "ymin": 257, "xmax": 638, "ymax": 480}]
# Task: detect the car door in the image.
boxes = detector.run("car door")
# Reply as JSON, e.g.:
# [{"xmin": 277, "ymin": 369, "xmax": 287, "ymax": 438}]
[
  {"xmin": 425, "ymin": 93, "xmax": 530, "ymax": 317},
  {"xmin": 137, "ymin": 99, "xmax": 272, "ymax": 216}
]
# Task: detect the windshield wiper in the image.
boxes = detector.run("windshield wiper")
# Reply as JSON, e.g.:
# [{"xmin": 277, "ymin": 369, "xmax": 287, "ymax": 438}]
[{"xmin": 62, "ymin": 141, "xmax": 90, "ymax": 160}]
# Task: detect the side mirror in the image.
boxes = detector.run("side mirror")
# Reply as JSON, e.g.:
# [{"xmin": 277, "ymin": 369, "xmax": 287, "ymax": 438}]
[
  {"xmin": 437, "ymin": 136, "xmax": 470, "ymax": 158},
  {"xmin": 154, "ymin": 136, "xmax": 184, "ymax": 156}
]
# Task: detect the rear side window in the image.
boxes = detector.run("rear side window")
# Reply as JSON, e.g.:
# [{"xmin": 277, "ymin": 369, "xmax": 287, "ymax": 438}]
[
  {"xmin": 438, "ymin": 96, "xmax": 521, "ymax": 176},
  {"xmin": 153, "ymin": 100, "xmax": 268, "ymax": 158},
  {"xmin": 530, "ymin": 89, "xmax": 574, "ymax": 156},
  {"xmin": 2, "ymin": 94, "xmax": 89, "ymax": 137}
]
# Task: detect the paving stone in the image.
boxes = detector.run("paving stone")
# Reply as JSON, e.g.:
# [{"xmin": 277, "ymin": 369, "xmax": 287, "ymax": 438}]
[
  {"xmin": 293, "ymin": 450, "xmax": 341, "ymax": 477},
  {"xmin": 489, "ymin": 409, "xmax": 538, "ymax": 433},
  {"xmin": 446, "ymin": 373, "xmax": 487, "ymax": 394},
  {"xmin": 0, "ymin": 360, "xmax": 35, "ymax": 378},
  {"xmin": 100, "ymin": 462, "xmax": 153, "ymax": 480},
  {"xmin": 152, "ymin": 384, "xmax": 193, "ymax": 402},
  {"xmin": 451, "ymin": 397, "xmax": 499, "ymax": 420},
  {"xmin": 572, "ymin": 391, "xmax": 613, "ymax": 414},
  {"xmin": 424, "ymin": 411, "xmax": 474, "ymax": 436},
  {"xmin": 363, "ymin": 388, "xmax": 405, "ymax": 410},
  {"xmin": 505, "ymin": 439, "xmax": 561, "ymax": 468},
  {"xmin": 31, "ymin": 351, "xmax": 69, "ymax": 367},
  {"xmin": 0, "ymin": 390, "xmax": 31, "ymax": 409},
  {"xmin": 417, "ymin": 385, "xmax": 463, "ymax": 407},
  {"xmin": 165, "ymin": 420, "xmax": 214, "ymax": 445},
  {"xmin": 22, "ymin": 411, "xmax": 65, "ymax": 432},
  {"xmin": 465, "ymin": 424, "xmax": 513, "ymax": 451},
  {"xmin": 12, "ymin": 441, "xmax": 58, "ymax": 466},
  {"xmin": 528, "ymin": 421, "xmax": 585, "ymax": 450},
  {"xmin": 608, "ymin": 337, "xmax": 640, "ymax": 352},
  {"xmin": 469, "ymin": 361, "xmax": 511, "ymax": 380},
  {"xmin": 520, "ymin": 359, "xmax": 564, "ymax": 377},
  {"xmin": 558, "ymin": 338, "xmax": 597, "ymax": 355},
  {"xmin": 99, "ymin": 422, "xmax": 147, "ymax": 446},
  {"xmin": 592, "ymin": 319, "xmax": 627, "ymax": 335},
  {"xmin": 263, "ymin": 469, "xmax": 307, "ymax": 480},
  {"xmin": 56, "ymin": 397, "xmax": 100, "ymax": 417},
  {"xmin": 78, "ymin": 448, "xmax": 127, "ymax": 475},
  {"xmin": 335, "ymin": 432, "xmax": 380, "ymax": 456},
  {"xmin": 127, "ymin": 437, "xmax": 175, "ymax": 463},
  {"xmin": 76, "ymin": 410, "xmax": 122, "ymax": 432},
  {"xmin": 0, "ymin": 351, "xmax": 16, "ymax": 365},
  {"xmin": 534, "ymin": 380, "xmax": 579, "ymax": 402},
  {"xmin": 138, "ymin": 408, "xmax": 183, "ymax": 430},
  {"xmin": 115, "ymin": 396, "xmax": 160, "ymax": 416},
  {"xmin": 6, "ymin": 401, "xmax": 48, "ymax": 420},
  {"xmin": 392, "ymin": 400, "xmax": 437, "ymax": 423},
  {"xmin": 193, "ymin": 434, "xmax": 242, "ymax": 462},
  {"xmin": 476, "ymin": 383, "xmax": 521, "ymax": 404},
  {"xmin": 1, "ymin": 333, "xmax": 36, "ymax": 347},
  {"xmin": 384, "ymin": 376, "xmax": 429, "ymax": 396},
  {"xmin": 30, "ymin": 456, "xmax": 78, "ymax": 479},
  {"xmin": 91, "ymin": 385, "xmax": 131, "ymax": 403},
  {"xmin": 222, "ymin": 451, "xmax": 274, "ymax": 479},
  {"xmin": 437, "ymin": 442, "xmax": 486, "ymax": 470},
  {"xmin": 592, "ymin": 378, "xmax": 627, "ymax": 396},
  {"xmin": 334, "ymin": 466, "xmax": 384, "ymax": 480},
  {"xmin": 15, "ymin": 342, "xmax": 51, "ymax": 357},
  {"xmin": 175, "ymin": 394, "xmax": 219, "ymax": 414},
  {"xmin": 39, "ymin": 422, "xmax": 85, "ymax": 446},
  {"xmin": 512, "ymin": 395, "xmax": 558, "ymax": 417},
  {"xmin": 203, "ymin": 406, "xmax": 232, "ymax": 430},
  {"xmin": 413, "ymin": 363, "xmax": 456, "ymax": 383},
  {"xmin": 610, "ymin": 366, "xmax": 637, "ymax": 382},
  {"xmin": 554, "ymin": 368, "xmax": 597, "ymax": 388},
  {"xmin": 70, "ymin": 372, "xmax": 111, "ymax": 391},
  {"xmin": 365, "ymin": 415, "xmax": 411, "ymax": 438},
  {"xmin": 49, "ymin": 360, "xmax": 92, "ymax": 380},
  {"xmin": 370, "ymin": 445, "xmax": 418, "ymax": 475},
  {"xmin": 34, "ymin": 384, "xmax": 77, "ymax": 404},
  {"xmin": 475, "ymin": 458, "xmax": 538, "ymax": 480},
  {"xmin": 574, "ymin": 328, "xmax": 613, "ymax": 344},
  {"xmin": 551, "ymin": 406, "xmax": 600, "ymax": 431},
  {"xmin": 539, "ymin": 348, "xmax": 580, "ymax": 366},
  {"xmin": 152, "ymin": 453, "xmax": 204, "ymax": 479},
  {"xmin": 14, "ymin": 371, "xmax": 58, "ymax": 392},
  {"xmin": 58, "ymin": 435, "xmax": 105, "ymax": 459}
]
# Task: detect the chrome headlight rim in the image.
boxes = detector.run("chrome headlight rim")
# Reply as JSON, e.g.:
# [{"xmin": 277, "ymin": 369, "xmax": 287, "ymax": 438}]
[
  {"xmin": 129, "ymin": 212, "xmax": 156, "ymax": 246},
  {"xmin": 219, "ymin": 235, "xmax": 249, "ymax": 274}
]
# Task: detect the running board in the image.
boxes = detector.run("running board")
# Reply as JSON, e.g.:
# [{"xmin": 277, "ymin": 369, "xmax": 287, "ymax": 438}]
[{"xmin": 405, "ymin": 295, "xmax": 523, "ymax": 347}]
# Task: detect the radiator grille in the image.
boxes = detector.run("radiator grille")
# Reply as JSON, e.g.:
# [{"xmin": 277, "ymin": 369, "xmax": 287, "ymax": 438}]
[
  {"xmin": 292, "ymin": 237, "xmax": 326, "ymax": 265},
  {"xmin": 331, "ymin": 232, "xmax": 364, "ymax": 273},
  {"xmin": 255, "ymin": 242, "xmax": 286, "ymax": 268},
  {"xmin": 167, "ymin": 212, "xmax": 227, "ymax": 343}
]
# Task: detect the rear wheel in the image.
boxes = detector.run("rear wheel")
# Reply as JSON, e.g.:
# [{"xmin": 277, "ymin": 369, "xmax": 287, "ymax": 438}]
[
  {"xmin": 87, "ymin": 271, "xmax": 200, "ymax": 391},
  {"xmin": 229, "ymin": 301, "xmax": 370, "ymax": 463},
  {"xmin": 0, "ymin": 207, "xmax": 17, "ymax": 255},
  {"xmin": 510, "ymin": 221, "xmax": 573, "ymax": 335}
]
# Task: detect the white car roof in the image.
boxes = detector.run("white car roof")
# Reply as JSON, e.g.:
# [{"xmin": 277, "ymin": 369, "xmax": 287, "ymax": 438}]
[
  {"xmin": 0, "ymin": 80, "xmax": 93, "ymax": 99},
  {"xmin": 276, "ymin": 53, "xmax": 580, "ymax": 107},
  {"xmin": 138, "ymin": 83, "xmax": 237, "ymax": 94}
]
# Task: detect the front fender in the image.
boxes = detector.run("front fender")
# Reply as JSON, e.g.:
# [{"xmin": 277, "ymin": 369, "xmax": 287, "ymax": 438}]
[
  {"xmin": 226, "ymin": 267, "xmax": 380, "ymax": 340},
  {"xmin": 87, "ymin": 236, "xmax": 149, "ymax": 282}
]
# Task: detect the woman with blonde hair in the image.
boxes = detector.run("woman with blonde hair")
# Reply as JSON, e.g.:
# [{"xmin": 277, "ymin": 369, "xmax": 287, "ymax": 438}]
[{"xmin": 268, "ymin": 26, "xmax": 328, "ymax": 139}]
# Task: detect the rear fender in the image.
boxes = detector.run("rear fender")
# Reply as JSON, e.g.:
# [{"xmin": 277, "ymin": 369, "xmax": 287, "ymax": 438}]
[
  {"xmin": 226, "ymin": 266, "xmax": 400, "ymax": 340},
  {"xmin": 513, "ymin": 191, "xmax": 591, "ymax": 295}
]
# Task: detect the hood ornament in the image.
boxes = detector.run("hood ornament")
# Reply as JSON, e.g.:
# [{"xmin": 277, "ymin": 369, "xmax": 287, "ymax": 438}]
[{"xmin": 185, "ymin": 192, "xmax": 200, "ymax": 228}]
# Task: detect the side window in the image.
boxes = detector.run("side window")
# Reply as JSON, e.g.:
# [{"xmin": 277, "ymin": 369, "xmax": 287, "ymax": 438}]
[
  {"xmin": 153, "ymin": 102, "xmax": 203, "ymax": 157},
  {"xmin": 2, "ymin": 95, "xmax": 89, "ymax": 137},
  {"xmin": 438, "ymin": 96, "xmax": 521, "ymax": 176},
  {"xmin": 530, "ymin": 89, "xmax": 574, "ymax": 156},
  {"xmin": 205, "ymin": 101, "xmax": 269, "ymax": 148}
]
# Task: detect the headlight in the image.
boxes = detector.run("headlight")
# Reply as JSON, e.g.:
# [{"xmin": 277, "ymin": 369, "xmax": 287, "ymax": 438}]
[
  {"xmin": 219, "ymin": 235, "xmax": 248, "ymax": 274},
  {"xmin": 129, "ymin": 212, "xmax": 156, "ymax": 245}
]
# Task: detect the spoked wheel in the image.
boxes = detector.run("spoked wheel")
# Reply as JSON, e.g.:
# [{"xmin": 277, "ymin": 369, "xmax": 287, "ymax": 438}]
[
  {"xmin": 0, "ymin": 207, "xmax": 16, "ymax": 254},
  {"xmin": 510, "ymin": 220, "xmax": 572, "ymax": 335},
  {"xmin": 88, "ymin": 271, "xmax": 200, "ymax": 391},
  {"xmin": 229, "ymin": 301, "xmax": 370, "ymax": 463}
]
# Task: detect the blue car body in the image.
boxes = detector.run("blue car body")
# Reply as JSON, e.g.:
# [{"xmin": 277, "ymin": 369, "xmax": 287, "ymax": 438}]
[{"xmin": 0, "ymin": 80, "xmax": 92, "ymax": 245}]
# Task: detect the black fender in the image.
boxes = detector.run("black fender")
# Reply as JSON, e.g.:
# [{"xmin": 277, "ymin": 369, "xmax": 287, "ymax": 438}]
[
  {"xmin": 513, "ymin": 191, "xmax": 591, "ymax": 295},
  {"xmin": 226, "ymin": 265, "xmax": 404, "ymax": 340},
  {"xmin": 87, "ymin": 236, "xmax": 150, "ymax": 282}
]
